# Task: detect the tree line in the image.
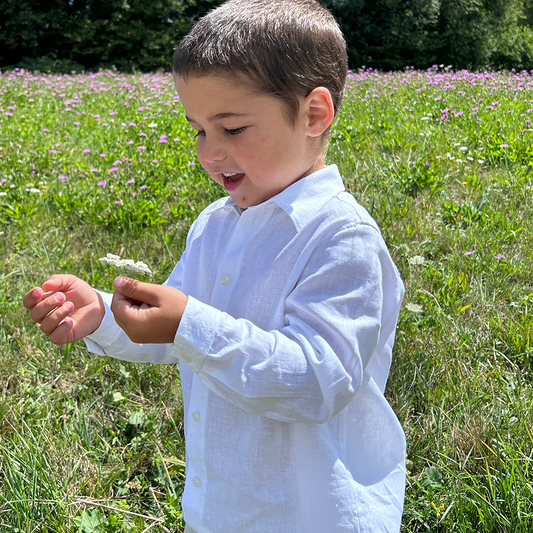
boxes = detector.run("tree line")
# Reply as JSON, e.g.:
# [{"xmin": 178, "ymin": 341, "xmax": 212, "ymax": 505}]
[{"xmin": 1, "ymin": 0, "xmax": 532, "ymax": 73}]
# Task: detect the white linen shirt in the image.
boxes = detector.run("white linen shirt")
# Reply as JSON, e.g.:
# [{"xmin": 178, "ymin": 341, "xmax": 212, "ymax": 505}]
[{"xmin": 85, "ymin": 164, "xmax": 406, "ymax": 533}]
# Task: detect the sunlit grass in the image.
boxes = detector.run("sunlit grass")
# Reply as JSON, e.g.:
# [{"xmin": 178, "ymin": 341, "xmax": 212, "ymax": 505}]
[{"xmin": 1, "ymin": 66, "xmax": 533, "ymax": 531}]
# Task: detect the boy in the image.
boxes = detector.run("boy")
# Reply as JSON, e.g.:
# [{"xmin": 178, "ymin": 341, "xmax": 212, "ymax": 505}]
[{"xmin": 23, "ymin": 0, "xmax": 406, "ymax": 531}]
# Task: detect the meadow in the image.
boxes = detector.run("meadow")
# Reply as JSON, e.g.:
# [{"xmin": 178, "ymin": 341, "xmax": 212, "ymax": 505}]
[{"xmin": 0, "ymin": 65, "xmax": 532, "ymax": 532}]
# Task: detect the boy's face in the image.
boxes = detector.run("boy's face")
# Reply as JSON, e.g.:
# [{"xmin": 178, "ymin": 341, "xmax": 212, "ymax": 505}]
[{"xmin": 174, "ymin": 74, "xmax": 324, "ymax": 209}]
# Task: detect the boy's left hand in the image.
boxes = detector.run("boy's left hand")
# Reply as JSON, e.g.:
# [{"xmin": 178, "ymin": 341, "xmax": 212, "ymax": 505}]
[{"xmin": 110, "ymin": 277, "xmax": 188, "ymax": 344}]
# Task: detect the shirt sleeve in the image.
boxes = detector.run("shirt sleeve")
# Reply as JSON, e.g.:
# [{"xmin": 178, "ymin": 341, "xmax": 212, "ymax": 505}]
[{"xmin": 172, "ymin": 222, "xmax": 403, "ymax": 424}]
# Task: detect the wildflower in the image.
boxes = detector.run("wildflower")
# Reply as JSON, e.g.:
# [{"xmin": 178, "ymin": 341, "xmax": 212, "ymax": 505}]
[
  {"xmin": 496, "ymin": 253, "xmax": 506, "ymax": 260},
  {"xmin": 83, "ymin": 149, "xmax": 91, "ymax": 153},
  {"xmin": 99, "ymin": 253, "xmax": 152, "ymax": 277},
  {"xmin": 408, "ymin": 255, "xmax": 425, "ymax": 266},
  {"xmin": 100, "ymin": 153, "xmax": 107, "ymax": 157},
  {"xmin": 97, "ymin": 180, "xmax": 107, "ymax": 187},
  {"xmin": 127, "ymin": 179, "xmax": 135, "ymax": 184},
  {"xmin": 500, "ymin": 144, "xmax": 508, "ymax": 148},
  {"xmin": 137, "ymin": 146, "xmax": 146, "ymax": 151},
  {"xmin": 464, "ymin": 251, "xmax": 474, "ymax": 256},
  {"xmin": 114, "ymin": 200, "xmax": 121, "ymax": 204},
  {"xmin": 405, "ymin": 303, "xmax": 423, "ymax": 313},
  {"xmin": 108, "ymin": 167, "xmax": 119, "ymax": 173},
  {"xmin": 90, "ymin": 169, "xmax": 99, "ymax": 172},
  {"xmin": 127, "ymin": 140, "xmax": 134, "ymax": 144}
]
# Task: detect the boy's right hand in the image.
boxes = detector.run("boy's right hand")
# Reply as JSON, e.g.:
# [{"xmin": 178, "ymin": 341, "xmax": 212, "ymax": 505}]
[{"xmin": 23, "ymin": 274, "xmax": 105, "ymax": 345}]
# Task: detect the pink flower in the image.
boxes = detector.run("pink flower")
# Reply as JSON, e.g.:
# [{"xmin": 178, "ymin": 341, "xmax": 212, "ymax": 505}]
[
  {"xmin": 90, "ymin": 169, "xmax": 99, "ymax": 172},
  {"xmin": 127, "ymin": 179, "xmax": 135, "ymax": 184},
  {"xmin": 137, "ymin": 146, "xmax": 146, "ymax": 151},
  {"xmin": 496, "ymin": 253, "xmax": 506, "ymax": 260},
  {"xmin": 97, "ymin": 180, "xmax": 107, "ymax": 187},
  {"xmin": 114, "ymin": 200, "xmax": 121, "ymax": 205},
  {"xmin": 464, "ymin": 251, "xmax": 474, "ymax": 256},
  {"xmin": 108, "ymin": 167, "xmax": 119, "ymax": 173},
  {"xmin": 140, "ymin": 185, "xmax": 148, "ymax": 190},
  {"xmin": 100, "ymin": 153, "xmax": 107, "ymax": 157},
  {"xmin": 83, "ymin": 149, "xmax": 91, "ymax": 153}
]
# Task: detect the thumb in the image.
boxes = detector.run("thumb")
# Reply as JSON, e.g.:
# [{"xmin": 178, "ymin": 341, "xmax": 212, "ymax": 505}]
[
  {"xmin": 42, "ymin": 274, "xmax": 78, "ymax": 292},
  {"xmin": 113, "ymin": 277, "xmax": 160, "ymax": 306}
]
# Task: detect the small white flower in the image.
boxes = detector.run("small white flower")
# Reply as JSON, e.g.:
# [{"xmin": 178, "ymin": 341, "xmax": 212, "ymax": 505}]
[
  {"xmin": 0, "ymin": 192, "xmax": 7, "ymax": 196},
  {"xmin": 99, "ymin": 253, "xmax": 153, "ymax": 276},
  {"xmin": 406, "ymin": 303, "xmax": 424, "ymax": 313},
  {"xmin": 27, "ymin": 188, "xmax": 41, "ymax": 193},
  {"xmin": 408, "ymin": 255, "xmax": 425, "ymax": 266}
]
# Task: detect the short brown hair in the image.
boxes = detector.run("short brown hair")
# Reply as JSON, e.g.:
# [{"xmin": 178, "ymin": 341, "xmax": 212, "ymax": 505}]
[{"xmin": 172, "ymin": 0, "xmax": 348, "ymax": 124}]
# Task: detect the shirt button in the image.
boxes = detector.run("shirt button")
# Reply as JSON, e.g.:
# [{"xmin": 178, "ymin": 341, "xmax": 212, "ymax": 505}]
[
  {"xmin": 192, "ymin": 411, "xmax": 200, "ymax": 422},
  {"xmin": 220, "ymin": 275, "xmax": 231, "ymax": 286},
  {"xmin": 192, "ymin": 476, "xmax": 202, "ymax": 488}
]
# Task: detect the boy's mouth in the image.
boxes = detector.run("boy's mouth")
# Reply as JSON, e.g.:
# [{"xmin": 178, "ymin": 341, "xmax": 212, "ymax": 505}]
[{"xmin": 220, "ymin": 172, "xmax": 245, "ymax": 191}]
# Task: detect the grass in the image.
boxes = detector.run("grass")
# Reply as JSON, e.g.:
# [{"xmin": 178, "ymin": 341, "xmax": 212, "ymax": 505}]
[{"xmin": 1, "ymin": 65, "xmax": 532, "ymax": 531}]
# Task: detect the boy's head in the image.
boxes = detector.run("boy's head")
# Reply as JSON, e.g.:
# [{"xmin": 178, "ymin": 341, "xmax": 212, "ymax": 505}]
[
  {"xmin": 172, "ymin": 0, "xmax": 348, "ymax": 209},
  {"xmin": 172, "ymin": 0, "xmax": 348, "ymax": 128}
]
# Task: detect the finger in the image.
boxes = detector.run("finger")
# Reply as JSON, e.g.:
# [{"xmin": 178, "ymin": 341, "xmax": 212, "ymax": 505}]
[
  {"xmin": 42, "ymin": 274, "xmax": 78, "ymax": 293},
  {"xmin": 23, "ymin": 287, "xmax": 44, "ymax": 310},
  {"xmin": 49, "ymin": 317, "xmax": 74, "ymax": 345},
  {"xmin": 40, "ymin": 301, "xmax": 74, "ymax": 335},
  {"xmin": 30, "ymin": 292, "xmax": 67, "ymax": 324},
  {"xmin": 113, "ymin": 277, "xmax": 160, "ymax": 306}
]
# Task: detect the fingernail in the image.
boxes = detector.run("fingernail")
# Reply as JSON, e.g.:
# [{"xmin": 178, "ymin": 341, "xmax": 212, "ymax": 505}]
[
  {"xmin": 114, "ymin": 277, "xmax": 126, "ymax": 288},
  {"xmin": 55, "ymin": 294, "xmax": 64, "ymax": 303}
]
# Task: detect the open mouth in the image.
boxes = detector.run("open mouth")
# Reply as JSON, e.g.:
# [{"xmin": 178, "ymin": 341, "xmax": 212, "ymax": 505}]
[{"xmin": 220, "ymin": 172, "xmax": 245, "ymax": 191}]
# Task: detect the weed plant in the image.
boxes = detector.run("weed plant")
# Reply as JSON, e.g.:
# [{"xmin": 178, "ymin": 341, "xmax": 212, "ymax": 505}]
[{"xmin": 0, "ymin": 66, "xmax": 532, "ymax": 531}]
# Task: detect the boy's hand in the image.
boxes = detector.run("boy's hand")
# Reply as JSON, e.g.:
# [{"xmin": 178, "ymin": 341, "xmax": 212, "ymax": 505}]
[
  {"xmin": 23, "ymin": 275, "xmax": 105, "ymax": 345},
  {"xmin": 110, "ymin": 277, "xmax": 188, "ymax": 344}
]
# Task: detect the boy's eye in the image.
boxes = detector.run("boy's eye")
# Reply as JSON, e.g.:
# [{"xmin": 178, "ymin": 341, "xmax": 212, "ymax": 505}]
[
  {"xmin": 194, "ymin": 130, "xmax": 206, "ymax": 138},
  {"xmin": 225, "ymin": 127, "xmax": 246, "ymax": 135}
]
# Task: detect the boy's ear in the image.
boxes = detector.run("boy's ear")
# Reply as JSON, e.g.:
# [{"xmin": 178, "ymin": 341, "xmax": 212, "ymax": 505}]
[{"xmin": 303, "ymin": 87, "xmax": 335, "ymax": 138}]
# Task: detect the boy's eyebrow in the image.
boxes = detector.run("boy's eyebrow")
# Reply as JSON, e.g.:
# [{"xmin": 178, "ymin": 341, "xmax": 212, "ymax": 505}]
[{"xmin": 186, "ymin": 112, "xmax": 252, "ymax": 123}]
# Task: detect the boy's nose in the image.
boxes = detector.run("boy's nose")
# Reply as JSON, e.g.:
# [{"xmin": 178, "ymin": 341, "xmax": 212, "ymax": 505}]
[{"xmin": 201, "ymin": 138, "xmax": 226, "ymax": 163}]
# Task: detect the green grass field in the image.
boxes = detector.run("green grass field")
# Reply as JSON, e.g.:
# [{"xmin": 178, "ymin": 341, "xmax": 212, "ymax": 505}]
[{"xmin": 1, "ymin": 66, "xmax": 532, "ymax": 532}]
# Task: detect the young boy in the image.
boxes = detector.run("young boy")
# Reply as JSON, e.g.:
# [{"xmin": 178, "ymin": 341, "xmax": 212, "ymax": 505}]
[{"xmin": 23, "ymin": 0, "xmax": 406, "ymax": 531}]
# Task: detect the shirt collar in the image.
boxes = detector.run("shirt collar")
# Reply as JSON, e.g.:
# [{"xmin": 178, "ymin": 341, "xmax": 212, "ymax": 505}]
[{"xmin": 221, "ymin": 164, "xmax": 345, "ymax": 229}]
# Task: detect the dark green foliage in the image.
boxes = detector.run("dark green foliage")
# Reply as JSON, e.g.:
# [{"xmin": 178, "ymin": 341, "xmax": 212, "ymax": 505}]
[
  {"xmin": 320, "ymin": 0, "xmax": 513, "ymax": 70},
  {"xmin": 0, "ymin": 0, "xmax": 531, "ymax": 73},
  {"xmin": 0, "ymin": 0, "xmax": 195, "ymax": 72}
]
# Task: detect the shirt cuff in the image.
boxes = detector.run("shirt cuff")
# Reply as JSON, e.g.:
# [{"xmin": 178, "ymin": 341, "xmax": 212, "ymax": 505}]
[
  {"xmin": 83, "ymin": 289, "xmax": 124, "ymax": 355},
  {"xmin": 172, "ymin": 296, "xmax": 218, "ymax": 373}
]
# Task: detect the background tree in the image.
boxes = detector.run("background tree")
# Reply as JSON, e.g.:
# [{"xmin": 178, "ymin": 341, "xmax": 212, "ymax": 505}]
[{"xmin": 0, "ymin": 0, "xmax": 531, "ymax": 72}]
